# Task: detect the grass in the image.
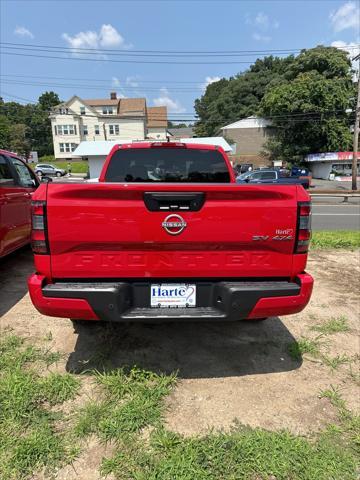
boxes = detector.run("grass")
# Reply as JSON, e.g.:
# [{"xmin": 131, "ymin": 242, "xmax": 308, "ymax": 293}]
[
  {"xmin": 2, "ymin": 332, "xmax": 359, "ymax": 480},
  {"xmin": 100, "ymin": 426, "xmax": 358, "ymax": 480},
  {"xmin": 311, "ymin": 315, "xmax": 350, "ymax": 335},
  {"xmin": 311, "ymin": 231, "xmax": 360, "ymax": 249},
  {"xmin": 288, "ymin": 337, "xmax": 321, "ymax": 361},
  {"xmin": 74, "ymin": 367, "xmax": 176, "ymax": 442},
  {"xmin": 30, "ymin": 155, "xmax": 89, "ymax": 174},
  {"xmin": 0, "ymin": 334, "xmax": 80, "ymax": 479}
]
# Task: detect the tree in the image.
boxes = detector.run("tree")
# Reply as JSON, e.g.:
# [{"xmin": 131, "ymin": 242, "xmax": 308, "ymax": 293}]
[
  {"xmin": 194, "ymin": 56, "xmax": 294, "ymax": 136},
  {"xmin": 0, "ymin": 115, "xmax": 11, "ymax": 149},
  {"xmin": 38, "ymin": 91, "xmax": 60, "ymax": 111},
  {"xmin": 9, "ymin": 124, "xmax": 31, "ymax": 157},
  {"xmin": 0, "ymin": 91, "xmax": 60, "ymax": 156},
  {"xmin": 260, "ymin": 46, "xmax": 354, "ymax": 160}
]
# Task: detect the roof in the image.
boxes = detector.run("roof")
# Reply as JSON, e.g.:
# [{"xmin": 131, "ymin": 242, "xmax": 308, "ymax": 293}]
[
  {"xmin": 147, "ymin": 106, "xmax": 167, "ymax": 128},
  {"xmin": 119, "ymin": 98, "xmax": 146, "ymax": 116},
  {"xmin": 221, "ymin": 116, "xmax": 272, "ymax": 130},
  {"xmin": 179, "ymin": 137, "xmax": 233, "ymax": 152},
  {"xmin": 73, "ymin": 140, "xmax": 130, "ymax": 157},
  {"xmin": 83, "ymin": 98, "xmax": 119, "ymax": 106},
  {"xmin": 168, "ymin": 127, "xmax": 194, "ymax": 137},
  {"xmin": 73, "ymin": 137, "xmax": 233, "ymax": 157}
]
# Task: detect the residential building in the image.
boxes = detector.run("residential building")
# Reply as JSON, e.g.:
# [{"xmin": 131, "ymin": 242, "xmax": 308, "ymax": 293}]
[
  {"xmin": 168, "ymin": 127, "xmax": 194, "ymax": 139},
  {"xmin": 221, "ymin": 116, "xmax": 274, "ymax": 168},
  {"xmin": 50, "ymin": 93, "xmax": 167, "ymax": 159}
]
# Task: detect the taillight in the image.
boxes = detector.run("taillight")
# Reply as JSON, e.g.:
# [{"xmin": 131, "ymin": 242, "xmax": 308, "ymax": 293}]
[
  {"xmin": 295, "ymin": 201, "xmax": 311, "ymax": 253},
  {"xmin": 31, "ymin": 201, "xmax": 49, "ymax": 254}
]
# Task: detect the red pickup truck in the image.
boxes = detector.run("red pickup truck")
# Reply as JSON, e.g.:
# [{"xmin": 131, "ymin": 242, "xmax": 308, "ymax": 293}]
[
  {"xmin": 0, "ymin": 150, "xmax": 39, "ymax": 258},
  {"xmin": 28, "ymin": 142, "xmax": 313, "ymax": 323}
]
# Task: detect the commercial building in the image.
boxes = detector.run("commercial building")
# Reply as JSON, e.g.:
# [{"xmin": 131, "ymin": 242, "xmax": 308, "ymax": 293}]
[
  {"xmin": 220, "ymin": 116, "xmax": 274, "ymax": 168},
  {"xmin": 305, "ymin": 152, "xmax": 360, "ymax": 180}
]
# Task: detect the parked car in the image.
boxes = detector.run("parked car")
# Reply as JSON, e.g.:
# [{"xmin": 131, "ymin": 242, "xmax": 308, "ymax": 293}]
[
  {"xmin": 28, "ymin": 142, "xmax": 313, "ymax": 324},
  {"xmin": 35, "ymin": 163, "xmax": 66, "ymax": 177},
  {"xmin": 236, "ymin": 169, "xmax": 310, "ymax": 189},
  {"xmin": 0, "ymin": 149, "xmax": 40, "ymax": 258}
]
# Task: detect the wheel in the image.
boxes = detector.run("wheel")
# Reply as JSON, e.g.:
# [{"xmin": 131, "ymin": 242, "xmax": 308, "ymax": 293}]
[
  {"xmin": 36, "ymin": 171, "xmax": 42, "ymax": 177},
  {"xmin": 56, "ymin": 171, "xmax": 62, "ymax": 177}
]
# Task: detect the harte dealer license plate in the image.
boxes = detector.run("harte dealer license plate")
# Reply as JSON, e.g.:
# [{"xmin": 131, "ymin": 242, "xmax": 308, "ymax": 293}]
[{"xmin": 150, "ymin": 284, "xmax": 196, "ymax": 308}]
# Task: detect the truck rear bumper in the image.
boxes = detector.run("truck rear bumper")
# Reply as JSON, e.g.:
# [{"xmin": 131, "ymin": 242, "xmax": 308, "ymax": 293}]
[{"xmin": 28, "ymin": 273, "xmax": 313, "ymax": 322}]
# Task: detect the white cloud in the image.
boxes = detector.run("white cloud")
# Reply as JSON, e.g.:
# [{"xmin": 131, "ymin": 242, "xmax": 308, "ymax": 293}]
[
  {"xmin": 201, "ymin": 76, "xmax": 221, "ymax": 92},
  {"xmin": 330, "ymin": 1, "xmax": 360, "ymax": 32},
  {"xmin": 126, "ymin": 75, "xmax": 140, "ymax": 87},
  {"xmin": 331, "ymin": 40, "xmax": 360, "ymax": 79},
  {"xmin": 99, "ymin": 24, "xmax": 124, "ymax": 47},
  {"xmin": 246, "ymin": 12, "xmax": 279, "ymax": 29},
  {"xmin": 153, "ymin": 88, "xmax": 185, "ymax": 113},
  {"xmin": 253, "ymin": 33, "xmax": 272, "ymax": 42},
  {"xmin": 14, "ymin": 26, "xmax": 34, "ymax": 39},
  {"xmin": 62, "ymin": 24, "xmax": 129, "ymax": 57},
  {"xmin": 112, "ymin": 76, "xmax": 121, "ymax": 87},
  {"xmin": 254, "ymin": 12, "xmax": 269, "ymax": 28}
]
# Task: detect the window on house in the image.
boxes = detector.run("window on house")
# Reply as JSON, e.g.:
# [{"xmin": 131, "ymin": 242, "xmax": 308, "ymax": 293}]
[
  {"xmin": 54, "ymin": 125, "xmax": 57, "ymax": 135},
  {"xmin": 59, "ymin": 143, "xmax": 77, "ymax": 153},
  {"xmin": 109, "ymin": 124, "xmax": 119, "ymax": 135},
  {"xmin": 83, "ymin": 125, "xmax": 88, "ymax": 135},
  {"xmin": 94, "ymin": 125, "xmax": 100, "ymax": 135},
  {"xmin": 57, "ymin": 124, "xmax": 77, "ymax": 135},
  {"xmin": 80, "ymin": 106, "xmax": 85, "ymax": 115},
  {"xmin": 102, "ymin": 106, "xmax": 114, "ymax": 114},
  {"xmin": 59, "ymin": 108, "xmax": 69, "ymax": 114}
]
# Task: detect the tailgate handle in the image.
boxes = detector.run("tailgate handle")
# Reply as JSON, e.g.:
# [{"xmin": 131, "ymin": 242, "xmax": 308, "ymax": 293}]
[{"xmin": 143, "ymin": 192, "xmax": 205, "ymax": 211}]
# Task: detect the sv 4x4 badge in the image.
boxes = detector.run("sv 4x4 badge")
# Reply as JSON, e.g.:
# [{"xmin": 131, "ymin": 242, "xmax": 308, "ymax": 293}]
[{"xmin": 253, "ymin": 229, "xmax": 294, "ymax": 241}]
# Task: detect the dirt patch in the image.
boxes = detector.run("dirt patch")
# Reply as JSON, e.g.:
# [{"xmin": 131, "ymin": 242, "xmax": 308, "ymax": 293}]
[{"xmin": 1, "ymin": 248, "xmax": 359, "ymax": 441}]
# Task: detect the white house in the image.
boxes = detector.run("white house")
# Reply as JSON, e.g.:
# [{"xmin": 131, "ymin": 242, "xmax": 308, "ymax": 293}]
[{"xmin": 50, "ymin": 93, "xmax": 167, "ymax": 160}]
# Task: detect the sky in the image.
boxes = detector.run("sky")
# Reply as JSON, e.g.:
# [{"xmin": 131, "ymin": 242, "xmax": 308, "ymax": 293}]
[{"xmin": 0, "ymin": 0, "xmax": 359, "ymax": 121}]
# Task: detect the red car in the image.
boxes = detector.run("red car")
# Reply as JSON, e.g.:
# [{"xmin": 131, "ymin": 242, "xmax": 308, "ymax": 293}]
[
  {"xmin": 28, "ymin": 142, "xmax": 313, "ymax": 323},
  {"xmin": 0, "ymin": 150, "xmax": 39, "ymax": 258}
]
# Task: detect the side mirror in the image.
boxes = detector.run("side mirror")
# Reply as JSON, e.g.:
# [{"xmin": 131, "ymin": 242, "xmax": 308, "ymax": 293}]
[
  {"xmin": 41, "ymin": 176, "xmax": 53, "ymax": 183},
  {"xmin": 244, "ymin": 178, "xmax": 250, "ymax": 183}
]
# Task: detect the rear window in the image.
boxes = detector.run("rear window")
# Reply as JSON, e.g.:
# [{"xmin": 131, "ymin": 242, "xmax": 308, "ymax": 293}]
[{"xmin": 104, "ymin": 147, "xmax": 231, "ymax": 183}]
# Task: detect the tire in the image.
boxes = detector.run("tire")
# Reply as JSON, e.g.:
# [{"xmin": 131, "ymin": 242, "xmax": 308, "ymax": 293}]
[
  {"xmin": 56, "ymin": 171, "xmax": 61, "ymax": 177},
  {"xmin": 36, "ymin": 171, "xmax": 42, "ymax": 177}
]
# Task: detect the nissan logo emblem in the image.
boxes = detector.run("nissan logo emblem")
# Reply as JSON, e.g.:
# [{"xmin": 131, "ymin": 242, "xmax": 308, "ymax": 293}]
[{"xmin": 162, "ymin": 214, "xmax": 187, "ymax": 235}]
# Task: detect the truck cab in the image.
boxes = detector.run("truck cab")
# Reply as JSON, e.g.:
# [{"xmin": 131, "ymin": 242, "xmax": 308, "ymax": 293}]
[{"xmin": 0, "ymin": 150, "xmax": 39, "ymax": 258}]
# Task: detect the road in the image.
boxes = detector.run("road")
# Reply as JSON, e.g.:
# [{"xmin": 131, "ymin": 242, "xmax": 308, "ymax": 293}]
[{"xmin": 312, "ymin": 203, "xmax": 360, "ymax": 230}]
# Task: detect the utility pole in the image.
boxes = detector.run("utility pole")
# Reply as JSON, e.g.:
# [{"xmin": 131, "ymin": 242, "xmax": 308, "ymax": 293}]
[{"xmin": 352, "ymin": 53, "xmax": 360, "ymax": 191}]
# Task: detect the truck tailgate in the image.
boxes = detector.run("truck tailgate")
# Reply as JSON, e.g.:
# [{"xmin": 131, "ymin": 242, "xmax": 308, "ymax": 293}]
[{"xmin": 46, "ymin": 183, "xmax": 299, "ymax": 279}]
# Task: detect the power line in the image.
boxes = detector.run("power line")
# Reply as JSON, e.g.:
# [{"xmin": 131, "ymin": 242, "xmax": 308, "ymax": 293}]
[
  {"xmin": 2, "ymin": 41, "xmax": 359, "ymax": 55},
  {"xmin": 0, "ymin": 74, "xmax": 209, "ymax": 85},
  {"xmin": 1, "ymin": 51, "xmax": 256, "ymax": 65}
]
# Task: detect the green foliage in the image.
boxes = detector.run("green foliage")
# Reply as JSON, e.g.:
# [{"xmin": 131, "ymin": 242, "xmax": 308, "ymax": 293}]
[
  {"xmin": 260, "ymin": 46, "xmax": 354, "ymax": 159},
  {"xmin": 312, "ymin": 316, "xmax": 350, "ymax": 335},
  {"xmin": 0, "ymin": 114, "xmax": 11, "ymax": 148},
  {"xmin": 0, "ymin": 91, "xmax": 60, "ymax": 157},
  {"xmin": 101, "ymin": 425, "xmax": 357, "ymax": 480},
  {"xmin": 311, "ymin": 231, "xmax": 360, "ymax": 249},
  {"xmin": 194, "ymin": 55, "xmax": 293, "ymax": 136},
  {"xmin": 74, "ymin": 367, "xmax": 176, "ymax": 442},
  {"xmin": 0, "ymin": 334, "xmax": 79, "ymax": 479},
  {"xmin": 288, "ymin": 337, "xmax": 321, "ymax": 361}
]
